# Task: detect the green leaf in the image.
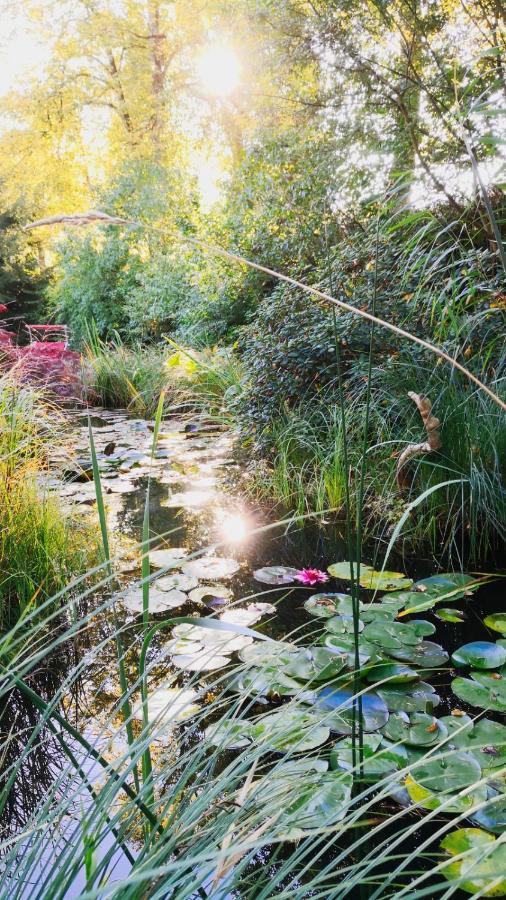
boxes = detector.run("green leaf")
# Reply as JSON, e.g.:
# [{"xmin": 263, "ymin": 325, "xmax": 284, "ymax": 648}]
[
  {"xmin": 484, "ymin": 614, "xmax": 506, "ymax": 635},
  {"xmin": 327, "ymin": 562, "xmax": 412, "ymax": 591},
  {"xmin": 452, "ymin": 642, "xmax": 506, "ymax": 670},
  {"xmin": 440, "ymin": 827, "xmax": 506, "ymax": 895},
  {"xmin": 252, "ymin": 707, "xmax": 330, "ymax": 752},
  {"xmin": 414, "ymin": 752, "xmax": 481, "ymax": 793},
  {"xmin": 304, "ymin": 593, "xmax": 351, "ymax": 618},
  {"xmin": 452, "ymin": 676, "xmax": 506, "ymax": 713}
]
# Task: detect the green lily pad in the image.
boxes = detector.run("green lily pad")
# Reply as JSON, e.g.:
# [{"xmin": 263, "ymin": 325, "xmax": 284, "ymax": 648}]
[
  {"xmin": 440, "ymin": 714, "xmax": 474, "ymax": 748},
  {"xmin": 230, "ymin": 667, "xmax": 307, "ymax": 699},
  {"xmin": 381, "ymin": 710, "xmax": 410, "ymax": 742},
  {"xmin": 149, "ymin": 547, "xmax": 188, "ymax": 569},
  {"xmin": 328, "ymin": 562, "xmax": 412, "ymax": 591},
  {"xmin": 253, "ymin": 565, "xmax": 299, "ymax": 585},
  {"xmin": 362, "ymin": 621, "xmax": 423, "ymax": 650},
  {"xmin": 395, "ymin": 573, "xmax": 478, "ymax": 615},
  {"xmin": 452, "ymin": 642, "xmax": 506, "ymax": 670},
  {"xmin": 468, "ymin": 719, "xmax": 506, "ymax": 770},
  {"xmin": 440, "ymin": 827, "xmax": 506, "ymax": 895},
  {"xmin": 471, "ymin": 794, "xmax": 506, "ymax": 834},
  {"xmin": 248, "ymin": 762, "xmax": 352, "ymax": 839},
  {"xmin": 313, "ymin": 686, "xmax": 389, "ymax": 734},
  {"xmin": 320, "ymin": 634, "xmax": 381, "ymax": 667},
  {"xmin": 452, "ymin": 676, "xmax": 506, "ymax": 713},
  {"xmin": 325, "ymin": 615, "xmax": 364, "ymax": 636},
  {"xmin": 407, "ymin": 777, "xmax": 487, "ymax": 814},
  {"xmin": 330, "ymin": 734, "xmax": 406, "ymax": 780},
  {"xmin": 404, "ymin": 712, "xmax": 448, "ymax": 747},
  {"xmin": 365, "ymin": 663, "xmax": 419, "ymax": 685},
  {"xmin": 304, "ymin": 593, "xmax": 350, "ymax": 618},
  {"xmin": 252, "ymin": 707, "xmax": 330, "ymax": 752},
  {"xmin": 485, "ymin": 614, "xmax": 506, "ymax": 635},
  {"xmin": 377, "ymin": 681, "xmax": 440, "ymax": 713},
  {"xmin": 239, "ymin": 641, "xmax": 297, "ymax": 667},
  {"xmin": 387, "ymin": 640, "xmax": 449, "ymax": 668},
  {"xmin": 282, "ymin": 647, "xmax": 348, "ymax": 683},
  {"xmin": 437, "ymin": 607, "xmax": 466, "ymax": 623},
  {"xmin": 360, "ymin": 599, "xmax": 405, "ymax": 622},
  {"xmin": 413, "ymin": 752, "xmax": 481, "ymax": 793}
]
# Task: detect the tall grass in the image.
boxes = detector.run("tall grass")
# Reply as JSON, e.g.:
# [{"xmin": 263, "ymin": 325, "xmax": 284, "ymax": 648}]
[
  {"xmin": 0, "ymin": 374, "xmax": 96, "ymax": 631},
  {"xmin": 83, "ymin": 324, "xmax": 241, "ymax": 421}
]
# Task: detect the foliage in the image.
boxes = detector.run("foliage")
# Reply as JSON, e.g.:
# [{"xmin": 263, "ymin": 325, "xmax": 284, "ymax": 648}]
[{"xmin": 0, "ymin": 200, "xmax": 48, "ymax": 328}]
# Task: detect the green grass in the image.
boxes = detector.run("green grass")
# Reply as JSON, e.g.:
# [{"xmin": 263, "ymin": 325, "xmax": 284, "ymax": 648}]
[
  {"xmin": 0, "ymin": 374, "xmax": 97, "ymax": 631},
  {"xmin": 246, "ymin": 356, "xmax": 506, "ymax": 565},
  {"xmin": 83, "ymin": 326, "xmax": 242, "ymax": 421}
]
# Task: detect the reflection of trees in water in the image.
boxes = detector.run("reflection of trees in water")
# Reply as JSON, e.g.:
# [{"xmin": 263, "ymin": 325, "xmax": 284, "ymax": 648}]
[{"xmin": 0, "ymin": 658, "xmax": 68, "ymax": 837}]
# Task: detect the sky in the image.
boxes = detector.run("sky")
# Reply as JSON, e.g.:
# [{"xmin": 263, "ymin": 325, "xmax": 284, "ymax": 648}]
[{"xmin": 0, "ymin": 8, "xmax": 51, "ymax": 100}]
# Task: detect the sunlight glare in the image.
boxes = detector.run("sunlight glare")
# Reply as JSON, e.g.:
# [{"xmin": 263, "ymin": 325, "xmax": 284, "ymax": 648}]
[
  {"xmin": 219, "ymin": 512, "xmax": 249, "ymax": 544},
  {"xmin": 197, "ymin": 45, "xmax": 240, "ymax": 97}
]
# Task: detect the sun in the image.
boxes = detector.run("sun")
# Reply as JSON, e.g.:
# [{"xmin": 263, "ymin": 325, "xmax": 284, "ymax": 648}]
[{"xmin": 197, "ymin": 45, "xmax": 240, "ymax": 97}]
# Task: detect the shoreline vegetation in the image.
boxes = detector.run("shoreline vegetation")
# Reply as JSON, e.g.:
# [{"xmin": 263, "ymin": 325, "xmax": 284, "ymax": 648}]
[{"xmin": 0, "ymin": 0, "xmax": 505, "ymax": 895}]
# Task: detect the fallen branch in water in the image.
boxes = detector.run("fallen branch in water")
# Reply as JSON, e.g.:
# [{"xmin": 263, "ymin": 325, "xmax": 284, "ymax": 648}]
[{"xmin": 396, "ymin": 392, "xmax": 442, "ymax": 490}]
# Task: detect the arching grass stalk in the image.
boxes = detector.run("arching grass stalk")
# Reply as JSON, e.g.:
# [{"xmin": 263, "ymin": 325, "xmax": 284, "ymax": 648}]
[
  {"xmin": 140, "ymin": 391, "xmax": 165, "ymax": 813},
  {"xmin": 354, "ymin": 208, "xmax": 382, "ymax": 781},
  {"xmin": 325, "ymin": 218, "xmax": 361, "ymax": 777},
  {"xmin": 89, "ymin": 419, "xmax": 140, "ymax": 794}
]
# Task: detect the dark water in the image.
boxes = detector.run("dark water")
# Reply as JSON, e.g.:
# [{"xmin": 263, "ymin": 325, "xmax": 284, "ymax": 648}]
[{"xmin": 3, "ymin": 412, "xmax": 505, "ymax": 899}]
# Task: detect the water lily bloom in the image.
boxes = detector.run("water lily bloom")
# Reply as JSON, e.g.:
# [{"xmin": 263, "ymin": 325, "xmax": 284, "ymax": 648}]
[{"xmin": 295, "ymin": 568, "xmax": 329, "ymax": 586}]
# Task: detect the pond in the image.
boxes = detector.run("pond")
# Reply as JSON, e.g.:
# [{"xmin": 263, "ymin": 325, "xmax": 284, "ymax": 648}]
[{"xmin": 3, "ymin": 409, "xmax": 506, "ymax": 899}]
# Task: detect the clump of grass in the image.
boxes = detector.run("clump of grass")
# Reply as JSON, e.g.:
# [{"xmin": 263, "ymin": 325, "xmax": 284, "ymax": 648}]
[
  {"xmin": 0, "ymin": 374, "xmax": 97, "ymax": 631},
  {"xmin": 82, "ymin": 326, "xmax": 169, "ymax": 417},
  {"xmin": 83, "ymin": 326, "xmax": 242, "ymax": 420}
]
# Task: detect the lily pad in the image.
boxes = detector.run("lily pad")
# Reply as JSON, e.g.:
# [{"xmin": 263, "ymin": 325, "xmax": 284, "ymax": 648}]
[
  {"xmin": 413, "ymin": 752, "xmax": 481, "ymax": 793},
  {"xmin": 403, "ymin": 712, "xmax": 448, "ymax": 747},
  {"xmin": 230, "ymin": 667, "xmax": 307, "ymax": 699},
  {"xmin": 330, "ymin": 734, "xmax": 406, "ymax": 780},
  {"xmin": 132, "ymin": 686, "xmax": 199, "ymax": 729},
  {"xmin": 188, "ymin": 584, "xmax": 232, "ymax": 605},
  {"xmin": 219, "ymin": 603, "xmax": 276, "ymax": 627},
  {"xmin": 313, "ymin": 686, "xmax": 389, "ymax": 734},
  {"xmin": 327, "ymin": 562, "xmax": 412, "ymax": 592},
  {"xmin": 325, "ymin": 615, "xmax": 364, "ymax": 636},
  {"xmin": 253, "ymin": 566, "xmax": 300, "ymax": 585},
  {"xmin": 377, "ymin": 681, "xmax": 440, "ymax": 714},
  {"xmin": 172, "ymin": 648, "xmax": 232, "ymax": 672},
  {"xmin": 471, "ymin": 794, "xmax": 506, "ymax": 835},
  {"xmin": 440, "ymin": 827, "xmax": 506, "ymax": 895},
  {"xmin": 155, "ymin": 573, "xmax": 198, "ymax": 592},
  {"xmin": 182, "ymin": 556, "xmax": 240, "ymax": 580},
  {"xmin": 440, "ymin": 714, "xmax": 474, "ymax": 748},
  {"xmin": 452, "ymin": 642, "xmax": 506, "ymax": 670},
  {"xmin": 468, "ymin": 719, "xmax": 506, "ymax": 770},
  {"xmin": 120, "ymin": 585, "xmax": 187, "ymax": 613},
  {"xmin": 407, "ymin": 776, "xmax": 487, "ymax": 814},
  {"xmin": 437, "ymin": 607, "xmax": 466, "ymax": 623},
  {"xmin": 205, "ymin": 719, "xmax": 253, "ymax": 750},
  {"xmin": 485, "ymin": 614, "xmax": 506, "ymax": 635},
  {"xmin": 247, "ymin": 762, "xmax": 352, "ymax": 839},
  {"xmin": 252, "ymin": 707, "xmax": 330, "ymax": 752},
  {"xmin": 365, "ymin": 663, "xmax": 419, "ymax": 685},
  {"xmin": 304, "ymin": 593, "xmax": 350, "ymax": 618},
  {"xmin": 362, "ymin": 621, "xmax": 423, "ymax": 650},
  {"xmin": 282, "ymin": 647, "xmax": 348, "ymax": 683},
  {"xmin": 388, "ymin": 640, "xmax": 449, "ymax": 668},
  {"xmin": 149, "ymin": 548, "xmax": 189, "ymax": 569},
  {"xmin": 452, "ymin": 676, "xmax": 506, "ymax": 713}
]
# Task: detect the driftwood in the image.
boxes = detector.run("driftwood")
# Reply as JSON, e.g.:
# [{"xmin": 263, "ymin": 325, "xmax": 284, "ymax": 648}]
[
  {"xmin": 396, "ymin": 392, "xmax": 442, "ymax": 490},
  {"xmin": 24, "ymin": 210, "xmax": 131, "ymax": 230}
]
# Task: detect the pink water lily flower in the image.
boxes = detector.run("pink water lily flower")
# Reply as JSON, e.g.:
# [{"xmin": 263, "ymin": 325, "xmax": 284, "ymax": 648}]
[{"xmin": 295, "ymin": 568, "xmax": 329, "ymax": 586}]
